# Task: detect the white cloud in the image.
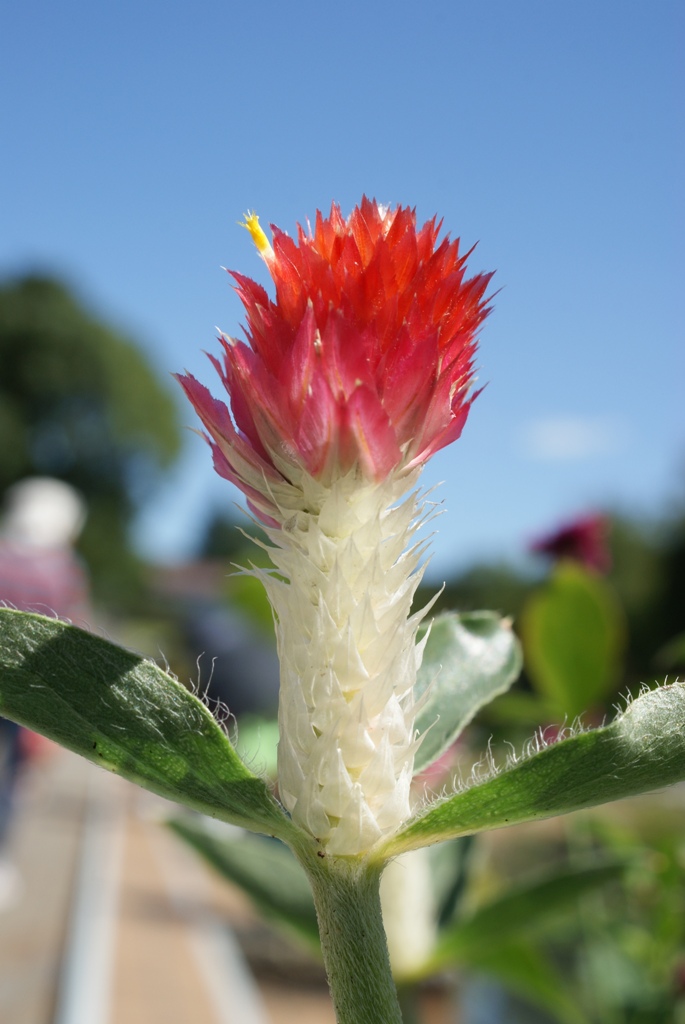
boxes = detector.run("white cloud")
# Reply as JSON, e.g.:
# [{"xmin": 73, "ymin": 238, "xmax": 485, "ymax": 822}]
[{"xmin": 520, "ymin": 415, "xmax": 627, "ymax": 461}]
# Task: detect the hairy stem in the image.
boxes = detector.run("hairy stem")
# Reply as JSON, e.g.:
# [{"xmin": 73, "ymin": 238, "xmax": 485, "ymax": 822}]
[{"xmin": 297, "ymin": 846, "xmax": 403, "ymax": 1024}]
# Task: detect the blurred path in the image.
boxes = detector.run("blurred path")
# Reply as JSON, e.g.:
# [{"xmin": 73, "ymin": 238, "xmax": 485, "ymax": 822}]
[
  {"xmin": 0, "ymin": 748, "xmax": 87, "ymax": 1024},
  {"xmin": 0, "ymin": 749, "xmax": 337, "ymax": 1024}
]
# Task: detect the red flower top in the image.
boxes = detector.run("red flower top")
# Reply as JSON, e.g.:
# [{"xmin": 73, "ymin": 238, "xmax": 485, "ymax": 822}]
[{"xmin": 177, "ymin": 197, "xmax": 493, "ymax": 522}]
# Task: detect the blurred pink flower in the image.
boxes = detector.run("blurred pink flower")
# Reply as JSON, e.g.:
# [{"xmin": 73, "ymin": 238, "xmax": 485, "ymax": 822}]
[{"xmin": 530, "ymin": 513, "xmax": 611, "ymax": 573}]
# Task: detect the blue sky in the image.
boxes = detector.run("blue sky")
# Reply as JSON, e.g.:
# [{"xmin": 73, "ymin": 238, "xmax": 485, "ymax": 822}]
[{"xmin": 2, "ymin": 0, "xmax": 683, "ymax": 577}]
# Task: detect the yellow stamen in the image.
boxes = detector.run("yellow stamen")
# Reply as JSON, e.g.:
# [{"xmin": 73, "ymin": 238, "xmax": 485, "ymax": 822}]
[{"xmin": 240, "ymin": 211, "xmax": 273, "ymax": 259}]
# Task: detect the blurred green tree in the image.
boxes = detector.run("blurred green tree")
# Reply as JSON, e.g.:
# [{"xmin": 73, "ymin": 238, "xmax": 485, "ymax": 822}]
[
  {"xmin": 0, "ymin": 275, "xmax": 181, "ymax": 607},
  {"xmin": 200, "ymin": 510, "xmax": 255, "ymax": 561}
]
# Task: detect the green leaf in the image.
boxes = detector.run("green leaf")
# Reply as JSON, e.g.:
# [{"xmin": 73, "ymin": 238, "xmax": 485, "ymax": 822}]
[
  {"xmin": 169, "ymin": 816, "xmax": 321, "ymax": 953},
  {"xmin": 521, "ymin": 562, "xmax": 624, "ymax": 717},
  {"xmin": 430, "ymin": 835, "xmax": 476, "ymax": 928},
  {"xmin": 431, "ymin": 861, "xmax": 623, "ymax": 963},
  {"xmin": 413, "ymin": 612, "xmax": 522, "ymax": 773},
  {"xmin": 0, "ymin": 609, "xmax": 293, "ymax": 838},
  {"xmin": 381, "ymin": 681, "xmax": 685, "ymax": 856},
  {"xmin": 458, "ymin": 942, "xmax": 587, "ymax": 1024}
]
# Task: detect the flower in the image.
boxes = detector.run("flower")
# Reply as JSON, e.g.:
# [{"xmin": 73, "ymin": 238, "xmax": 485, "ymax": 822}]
[
  {"xmin": 530, "ymin": 513, "xmax": 611, "ymax": 573},
  {"xmin": 177, "ymin": 198, "xmax": 493, "ymax": 855}
]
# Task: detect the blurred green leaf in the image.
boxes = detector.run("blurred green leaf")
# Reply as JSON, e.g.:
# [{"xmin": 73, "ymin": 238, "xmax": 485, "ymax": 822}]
[
  {"xmin": 0, "ymin": 609, "xmax": 293, "ymax": 838},
  {"xmin": 170, "ymin": 816, "xmax": 321, "ymax": 953},
  {"xmin": 580, "ymin": 937, "xmax": 662, "ymax": 1015},
  {"xmin": 235, "ymin": 716, "xmax": 280, "ymax": 777},
  {"xmin": 431, "ymin": 861, "xmax": 623, "ymax": 964},
  {"xmin": 654, "ymin": 631, "xmax": 685, "ymax": 671},
  {"xmin": 483, "ymin": 691, "xmax": 560, "ymax": 728},
  {"xmin": 381, "ymin": 681, "xmax": 685, "ymax": 856},
  {"xmin": 521, "ymin": 562, "xmax": 624, "ymax": 718},
  {"xmin": 413, "ymin": 612, "xmax": 522, "ymax": 773},
  {"xmin": 429, "ymin": 835, "xmax": 476, "ymax": 928},
  {"xmin": 459, "ymin": 942, "xmax": 588, "ymax": 1024}
]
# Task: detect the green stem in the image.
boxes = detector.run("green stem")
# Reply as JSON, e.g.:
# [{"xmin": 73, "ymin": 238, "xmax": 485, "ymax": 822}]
[{"xmin": 297, "ymin": 847, "xmax": 403, "ymax": 1024}]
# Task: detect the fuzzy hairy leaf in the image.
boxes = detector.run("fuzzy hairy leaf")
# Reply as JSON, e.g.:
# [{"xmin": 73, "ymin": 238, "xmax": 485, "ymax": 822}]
[
  {"xmin": 382, "ymin": 681, "xmax": 685, "ymax": 856},
  {"xmin": 0, "ymin": 609, "xmax": 292, "ymax": 837},
  {"xmin": 413, "ymin": 612, "xmax": 522, "ymax": 773}
]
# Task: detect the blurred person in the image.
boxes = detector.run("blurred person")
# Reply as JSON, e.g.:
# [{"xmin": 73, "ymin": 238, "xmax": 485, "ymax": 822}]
[
  {"xmin": 0, "ymin": 477, "xmax": 90, "ymax": 909},
  {"xmin": 0, "ymin": 477, "xmax": 89, "ymax": 617}
]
